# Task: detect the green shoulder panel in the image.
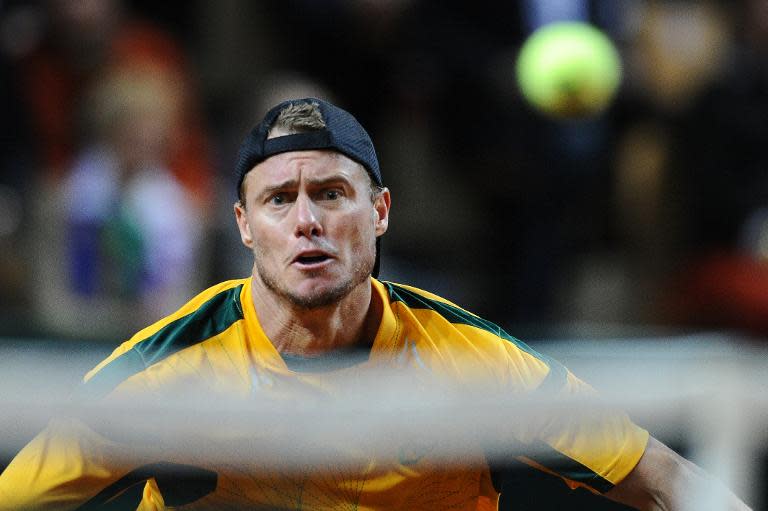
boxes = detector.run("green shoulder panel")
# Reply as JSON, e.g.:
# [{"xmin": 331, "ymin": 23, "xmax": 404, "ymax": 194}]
[
  {"xmin": 77, "ymin": 284, "xmax": 245, "ymax": 400},
  {"xmin": 384, "ymin": 282, "xmax": 567, "ymax": 393}
]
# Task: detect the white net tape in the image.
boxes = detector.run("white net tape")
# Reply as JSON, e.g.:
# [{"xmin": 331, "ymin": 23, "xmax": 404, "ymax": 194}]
[{"xmin": 1, "ymin": 333, "xmax": 766, "ymax": 510}]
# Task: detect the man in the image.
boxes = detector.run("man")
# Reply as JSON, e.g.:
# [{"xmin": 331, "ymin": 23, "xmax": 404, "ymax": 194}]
[{"xmin": 0, "ymin": 98, "xmax": 751, "ymax": 510}]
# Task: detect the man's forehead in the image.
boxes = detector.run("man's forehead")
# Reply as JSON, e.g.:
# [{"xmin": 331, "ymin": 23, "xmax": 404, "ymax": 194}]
[{"xmin": 247, "ymin": 150, "xmax": 366, "ymax": 186}]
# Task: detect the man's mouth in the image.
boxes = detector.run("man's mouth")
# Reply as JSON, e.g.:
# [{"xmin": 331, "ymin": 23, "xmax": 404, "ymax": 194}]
[
  {"xmin": 292, "ymin": 251, "xmax": 334, "ymax": 267},
  {"xmin": 296, "ymin": 254, "xmax": 330, "ymax": 264}
]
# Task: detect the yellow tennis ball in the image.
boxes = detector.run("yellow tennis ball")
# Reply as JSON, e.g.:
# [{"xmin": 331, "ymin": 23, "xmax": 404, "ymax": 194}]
[{"xmin": 516, "ymin": 22, "xmax": 622, "ymax": 118}]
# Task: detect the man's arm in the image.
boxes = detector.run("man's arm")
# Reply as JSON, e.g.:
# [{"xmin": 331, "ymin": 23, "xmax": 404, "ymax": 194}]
[
  {"xmin": 605, "ymin": 436, "xmax": 752, "ymax": 511},
  {"xmin": 0, "ymin": 416, "xmax": 175, "ymax": 511}
]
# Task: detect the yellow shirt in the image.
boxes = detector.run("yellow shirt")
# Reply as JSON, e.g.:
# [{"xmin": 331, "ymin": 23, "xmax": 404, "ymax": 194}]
[{"xmin": 0, "ymin": 278, "xmax": 648, "ymax": 510}]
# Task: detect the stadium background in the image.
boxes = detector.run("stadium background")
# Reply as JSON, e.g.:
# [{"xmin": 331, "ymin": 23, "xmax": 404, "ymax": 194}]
[{"xmin": 1, "ymin": 0, "xmax": 767, "ymax": 509}]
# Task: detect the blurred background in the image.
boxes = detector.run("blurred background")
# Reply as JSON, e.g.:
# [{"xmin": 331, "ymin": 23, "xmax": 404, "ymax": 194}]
[
  {"xmin": 1, "ymin": 0, "xmax": 768, "ymax": 508},
  {"xmin": 4, "ymin": 0, "xmax": 768, "ymax": 342}
]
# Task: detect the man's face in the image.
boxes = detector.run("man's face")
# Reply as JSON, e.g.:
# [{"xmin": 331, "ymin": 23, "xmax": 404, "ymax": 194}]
[{"xmin": 235, "ymin": 150, "xmax": 390, "ymax": 309}]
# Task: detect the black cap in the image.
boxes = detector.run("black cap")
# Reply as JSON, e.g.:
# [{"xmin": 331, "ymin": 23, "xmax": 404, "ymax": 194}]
[
  {"xmin": 235, "ymin": 97, "xmax": 384, "ymax": 278},
  {"xmin": 235, "ymin": 97, "xmax": 382, "ymax": 192}
]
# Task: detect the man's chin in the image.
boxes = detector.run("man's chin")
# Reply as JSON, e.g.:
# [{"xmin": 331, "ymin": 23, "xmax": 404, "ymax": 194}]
[{"xmin": 284, "ymin": 282, "xmax": 356, "ymax": 309}]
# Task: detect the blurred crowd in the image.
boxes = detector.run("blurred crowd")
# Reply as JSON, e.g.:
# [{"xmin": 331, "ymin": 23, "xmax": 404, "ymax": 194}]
[{"xmin": 2, "ymin": 0, "xmax": 768, "ymax": 343}]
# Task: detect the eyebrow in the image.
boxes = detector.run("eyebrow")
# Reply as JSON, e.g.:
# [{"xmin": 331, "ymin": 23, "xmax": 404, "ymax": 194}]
[
  {"xmin": 258, "ymin": 174, "xmax": 353, "ymax": 197},
  {"xmin": 259, "ymin": 179, "xmax": 297, "ymax": 199}
]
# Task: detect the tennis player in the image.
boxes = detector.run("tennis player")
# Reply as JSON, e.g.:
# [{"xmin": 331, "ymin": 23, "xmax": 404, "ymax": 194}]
[{"xmin": 0, "ymin": 98, "xmax": 751, "ymax": 510}]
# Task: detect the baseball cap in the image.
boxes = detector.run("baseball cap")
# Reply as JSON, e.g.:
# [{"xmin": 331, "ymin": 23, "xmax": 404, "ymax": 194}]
[
  {"xmin": 235, "ymin": 97, "xmax": 384, "ymax": 277},
  {"xmin": 235, "ymin": 97, "xmax": 382, "ymax": 191}
]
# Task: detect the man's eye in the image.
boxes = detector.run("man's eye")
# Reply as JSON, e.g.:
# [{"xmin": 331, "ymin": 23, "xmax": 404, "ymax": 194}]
[
  {"xmin": 323, "ymin": 190, "xmax": 342, "ymax": 200},
  {"xmin": 269, "ymin": 193, "xmax": 287, "ymax": 205}
]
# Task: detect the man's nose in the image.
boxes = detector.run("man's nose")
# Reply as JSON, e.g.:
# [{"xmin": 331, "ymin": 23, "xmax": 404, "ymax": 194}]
[{"xmin": 293, "ymin": 194, "xmax": 323, "ymax": 238}]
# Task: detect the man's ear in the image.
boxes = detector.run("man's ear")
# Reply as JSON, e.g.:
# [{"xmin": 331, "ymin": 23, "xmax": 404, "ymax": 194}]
[
  {"xmin": 234, "ymin": 201, "xmax": 253, "ymax": 248},
  {"xmin": 373, "ymin": 188, "xmax": 391, "ymax": 237}
]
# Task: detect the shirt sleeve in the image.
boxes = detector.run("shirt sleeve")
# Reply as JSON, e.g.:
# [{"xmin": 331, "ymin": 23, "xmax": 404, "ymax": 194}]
[
  {"xmin": 515, "ymin": 364, "xmax": 649, "ymax": 493},
  {"xmin": 0, "ymin": 416, "xmax": 150, "ymax": 511},
  {"xmin": 490, "ymin": 339, "xmax": 649, "ymax": 494},
  {"xmin": 0, "ymin": 346, "xmax": 168, "ymax": 511}
]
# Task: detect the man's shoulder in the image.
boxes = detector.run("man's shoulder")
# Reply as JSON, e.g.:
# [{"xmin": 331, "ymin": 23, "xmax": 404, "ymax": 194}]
[
  {"xmin": 80, "ymin": 279, "xmax": 250, "ymax": 395},
  {"xmin": 115, "ymin": 278, "xmax": 247, "ymax": 354},
  {"xmin": 378, "ymin": 280, "xmax": 551, "ymax": 358},
  {"xmin": 378, "ymin": 280, "xmax": 467, "ymax": 312},
  {"xmin": 378, "ymin": 280, "xmax": 505, "ymax": 342},
  {"xmin": 134, "ymin": 278, "xmax": 248, "ymax": 341}
]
